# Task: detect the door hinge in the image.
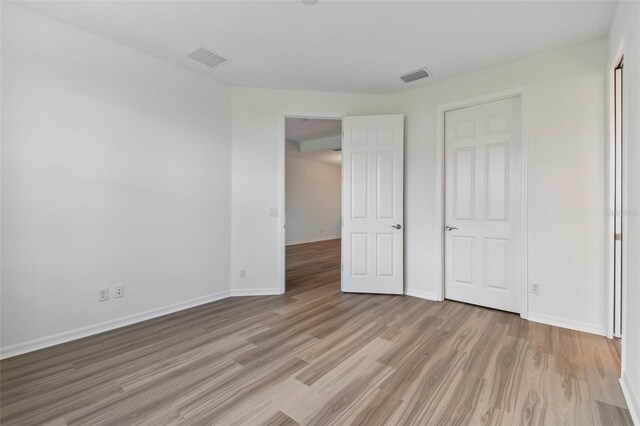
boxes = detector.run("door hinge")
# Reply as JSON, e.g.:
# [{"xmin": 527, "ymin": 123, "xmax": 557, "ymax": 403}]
[
  {"xmin": 341, "ymin": 264, "xmax": 344, "ymax": 271},
  {"xmin": 615, "ymin": 233, "xmax": 622, "ymax": 241}
]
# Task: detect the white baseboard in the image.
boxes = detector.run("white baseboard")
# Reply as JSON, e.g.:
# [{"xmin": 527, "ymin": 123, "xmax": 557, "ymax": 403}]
[
  {"xmin": 405, "ymin": 288, "xmax": 441, "ymax": 301},
  {"xmin": 0, "ymin": 287, "xmax": 289, "ymax": 359},
  {"xmin": 621, "ymin": 370, "xmax": 640, "ymax": 426},
  {"xmin": 527, "ymin": 313, "xmax": 605, "ymax": 336},
  {"xmin": 286, "ymin": 236, "xmax": 340, "ymax": 246},
  {"xmin": 0, "ymin": 290, "xmax": 231, "ymax": 360},
  {"xmin": 229, "ymin": 288, "xmax": 282, "ymax": 296}
]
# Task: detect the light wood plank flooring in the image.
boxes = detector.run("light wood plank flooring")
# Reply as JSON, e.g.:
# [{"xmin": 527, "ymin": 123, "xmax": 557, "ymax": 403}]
[{"xmin": 0, "ymin": 238, "xmax": 633, "ymax": 425}]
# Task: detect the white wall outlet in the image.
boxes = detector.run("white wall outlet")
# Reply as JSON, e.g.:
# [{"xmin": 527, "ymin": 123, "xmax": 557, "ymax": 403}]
[
  {"xmin": 98, "ymin": 287, "xmax": 109, "ymax": 302},
  {"xmin": 114, "ymin": 285, "xmax": 124, "ymax": 298},
  {"xmin": 268, "ymin": 208, "xmax": 278, "ymax": 217},
  {"xmin": 239, "ymin": 269, "xmax": 246, "ymax": 278},
  {"xmin": 531, "ymin": 282, "xmax": 540, "ymax": 294}
]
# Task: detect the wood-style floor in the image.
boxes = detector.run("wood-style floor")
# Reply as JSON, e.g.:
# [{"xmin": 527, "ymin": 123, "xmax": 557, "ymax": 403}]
[{"xmin": 0, "ymin": 238, "xmax": 633, "ymax": 425}]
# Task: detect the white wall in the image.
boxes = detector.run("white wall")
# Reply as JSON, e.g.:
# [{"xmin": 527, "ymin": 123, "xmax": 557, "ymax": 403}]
[
  {"xmin": 609, "ymin": 1, "xmax": 640, "ymax": 422},
  {"xmin": 1, "ymin": 4, "xmax": 620, "ymax": 381},
  {"xmin": 393, "ymin": 39, "xmax": 608, "ymax": 334},
  {"xmin": 1, "ymin": 4, "xmax": 232, "ymax": 355},
  {"xmin": 230, "ymin": 40, "xmax": 609, "ymax": 335},
  {"xmin": 285, "ymin": 155, "xmax": 341, "ymax": 245},
  {"xmin": 230, "ymin": 89, "xmax": 396, "ymax": 293}
]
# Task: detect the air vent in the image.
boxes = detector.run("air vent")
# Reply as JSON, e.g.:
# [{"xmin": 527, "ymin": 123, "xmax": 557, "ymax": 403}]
[
  {"xmin": 400, "ymin": 68, "xmax": 430, "ymax": 83},
  {"xmin": 187, "ymin": 46, "xmax": 228, "ymax": 68}
]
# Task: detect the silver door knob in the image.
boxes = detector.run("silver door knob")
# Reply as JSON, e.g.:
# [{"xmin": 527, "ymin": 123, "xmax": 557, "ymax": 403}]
[
  {"xmin": 392, "ymin": 224, "xmax": 402, "ymax": 229},
  {"xmin": 445, "ymin": 226, "xmax": 458, "ymax": 231}
]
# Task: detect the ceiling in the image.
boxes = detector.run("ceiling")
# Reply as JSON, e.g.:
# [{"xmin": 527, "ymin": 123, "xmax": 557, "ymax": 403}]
[
  {"xmin": 286, "ymin": 118, "xmax": 342, "ymax": 144},
  {"xmin": 286, "ymin": 118, "xmax": 342, "ymax": 167},
  {"xmin": 17, "ymin": 1, "xmax": 616, "ymax": 94}
]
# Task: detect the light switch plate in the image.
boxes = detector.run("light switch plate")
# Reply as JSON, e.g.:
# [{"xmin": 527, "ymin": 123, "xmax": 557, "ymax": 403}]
[{"xmin": 98, "ymin": 288, "xmax": 109, "ymax": 302}]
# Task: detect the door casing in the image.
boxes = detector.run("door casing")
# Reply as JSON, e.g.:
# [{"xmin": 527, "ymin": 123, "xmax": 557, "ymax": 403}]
[
  {"xmin": 279, "ymin": 111, "xmax": 345, "ymax": 294},
  {"xmin": 435, "ymin": 88, "xmax": 529, "ymax": 319},
  {"xmin": 607, "ymin": 42, "xmax": 625, "ymax": 340}
]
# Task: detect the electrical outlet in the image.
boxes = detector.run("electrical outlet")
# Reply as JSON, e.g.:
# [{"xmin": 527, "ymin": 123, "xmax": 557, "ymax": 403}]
[
  {"xmin": 239, "ymin": 269, "xmax": 246, "ymax": 278},
  {"xmin": 531, "ymin": 282, "xmax": 540, "ymax": 295},
  {"xmin": 114, "ymin": 285, "xmax": 124, "ymax": 298},
  {"xmin": 98, "ymin": 288, "xmax": 109, "ymax": 302},
  {"xmin": 268, "ymin": 208, "xmax": 278, "ymax": 218}
]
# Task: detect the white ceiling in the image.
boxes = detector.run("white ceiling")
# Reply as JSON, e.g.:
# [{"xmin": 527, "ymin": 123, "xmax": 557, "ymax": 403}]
[
  {"xmin": 286, "ymin": 118, "xmax": 342, "ymax": 166},
  {"xmin": 286, "ymin": 118, "xmax": 341, "ymax": 143},
  {"xmin": 16, "ymin": 1, "xmax": 616, "ymax": 94}
]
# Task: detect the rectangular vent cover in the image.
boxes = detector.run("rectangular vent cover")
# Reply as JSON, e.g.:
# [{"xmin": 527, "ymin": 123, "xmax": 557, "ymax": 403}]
[
  {"xmin": 187, "ymin": 46, "xmax": 228, "ymax": 68},
  {"xmin": 400, "ymin": 68, "xmax": 430, "ymax": 83}
]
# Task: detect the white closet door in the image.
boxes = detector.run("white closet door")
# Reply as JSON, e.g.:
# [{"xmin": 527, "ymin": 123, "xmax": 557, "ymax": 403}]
[{"xmin": 444, "ymin": 97, "xmax": 522, "ymax": 313}]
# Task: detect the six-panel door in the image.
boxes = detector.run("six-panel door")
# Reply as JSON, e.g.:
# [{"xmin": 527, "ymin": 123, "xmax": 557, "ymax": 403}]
[
  {"xmin": 342, "ymin": 115, "xmax": 404, "ymax": 294},
  {"xmin": 444, "ymin": 97, "xmax": 522, "ymax": 313}
]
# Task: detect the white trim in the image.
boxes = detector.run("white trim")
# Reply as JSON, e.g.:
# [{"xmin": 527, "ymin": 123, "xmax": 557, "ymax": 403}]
[
  {"xmin": 607, "ymin": 43, "xmax": 625, "ymax": 339},
  {"xmin": 229, "ymin": 288, "xmax": 281, "ymax": 296},
  {"xmin": 620, "ymin": 370, "xmax": 640, "ymax": 426},
  {"xmin": 405, "ymin": 288, "xmax": 440, "ymax": 301},
  {"xmin": 1, "ymin": 286, "xmax": 291, "ymax": 359},
  {"xmin": 520, "ymin": 90, "xmax": 530, "ymax": 320},
  {"xmin": 286, "ymin": 236, "xmax": 341, "ymax": 246},
  {"xmin": 279, "ymin": 111, "xmax": 346, "ymax": 295},
  {"xmin": 605, "ymin": 55, "xmax": 616, "ymax": 339},
  {"xmin": 0, "ymin": 290, "xmax": 230, "ymax": 360},
  {"xmin": 527, "ymin": 313, "xmax": 605, "ymax": 336},
  {"xmin": 435, "ymin": 87, "xmax": 529, "ymax": 317}
]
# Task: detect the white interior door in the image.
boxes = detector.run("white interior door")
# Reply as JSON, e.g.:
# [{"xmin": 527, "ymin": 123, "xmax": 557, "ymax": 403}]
[
  {"xmin": 444, "ymin": 97, "xmax": 522, "ymax": 313},
  {"xmin": 342, "ymin": 115, "xmax": 404, "ymax": 294}
]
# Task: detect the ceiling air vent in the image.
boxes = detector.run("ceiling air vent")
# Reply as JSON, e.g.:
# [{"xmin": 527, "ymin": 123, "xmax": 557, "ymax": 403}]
[
  {"xmin": 400, "ymin": 68, "xmax": 430, "ymax": 83},
  {"xmin": 187, "ymin": 46, "xmax": 228, "ymax": 68}
]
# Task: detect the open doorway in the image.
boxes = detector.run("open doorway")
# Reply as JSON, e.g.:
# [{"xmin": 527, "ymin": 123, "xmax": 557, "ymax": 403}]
[
  {"xmin": 613, "ymin": 56, "xmax": 624, "ymax": 344},
  {"xmin": 283, "ymin": 116, "xmax": 343, "ymax": 294}
]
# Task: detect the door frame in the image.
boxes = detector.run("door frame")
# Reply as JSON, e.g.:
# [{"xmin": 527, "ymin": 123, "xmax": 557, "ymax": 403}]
[
  {"xmin": 434, "ymin": 87, "xmax": 529, "ymax": 318},
  {"xmin": 606, "ymin": 43, "xmax": 625, "ymax": 339},
  {"xmin": 278, "ymin": 111, "xmax": 345, "ymax": 294}
]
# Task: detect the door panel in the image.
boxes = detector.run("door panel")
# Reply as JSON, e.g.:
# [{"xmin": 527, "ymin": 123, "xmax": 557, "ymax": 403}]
[
  {"xmin": 342, "ymin": 115, "xmax": 404, "ymax": 294},
  {"xmin": 453, "ymin": 236, "xmax": 474, "ymax": 285},
  {"xmin": 376, "ymin": 152, "xmax": 395, "ymax": 219},
  {"xmin": 454, "ymin": 147, "xmax": 475, "ymax": 220},
  {"xmin": 486, "ymin": 143, "xmax": 509, "ymax": 220},
  {"xmin": 350, "ymin": 234, "xmax": 368, "ymax": 276},
  {"xmin": 445, "ymin": 97, "xmax": 522, "ymax": 313},
  {"xmin": 351, "ymin": 153, "xmax": 368, "ymax": 218},
  {"xmin": 485, "ymin": 238, "xmax": 508, "ymax": 289},
  {"xmin": 376, "ymin": 233, "xmax": 395, "ymax": 277}
]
